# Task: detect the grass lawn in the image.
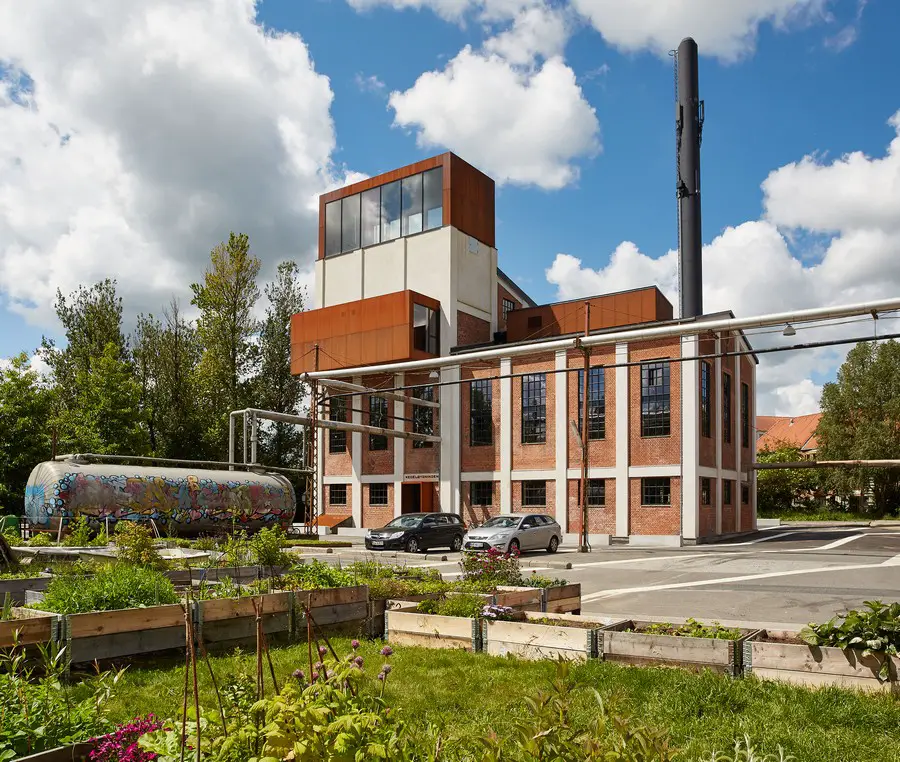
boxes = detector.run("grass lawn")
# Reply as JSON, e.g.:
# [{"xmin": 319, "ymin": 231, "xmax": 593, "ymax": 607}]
[{"xmin": 87, "ymin": 638, "xmax": 900, "ymax": 762}]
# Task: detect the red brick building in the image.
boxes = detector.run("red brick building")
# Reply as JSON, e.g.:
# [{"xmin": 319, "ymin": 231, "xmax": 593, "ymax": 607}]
[{"xmin": 292, "ymin": 154, "xmax": 757, "ymax": 546}]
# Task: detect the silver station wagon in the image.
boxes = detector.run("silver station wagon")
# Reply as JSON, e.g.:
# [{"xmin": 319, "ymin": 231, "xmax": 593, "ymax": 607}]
[{"xmin": 462, "ymin": 514, "xmax": 561, "ymax": 554}]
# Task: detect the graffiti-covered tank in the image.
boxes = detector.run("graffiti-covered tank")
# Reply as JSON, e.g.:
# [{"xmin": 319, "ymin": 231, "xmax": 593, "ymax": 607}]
[{"xmin": 25, "ymin": 460, "xmax": 296, "ymax": 535}]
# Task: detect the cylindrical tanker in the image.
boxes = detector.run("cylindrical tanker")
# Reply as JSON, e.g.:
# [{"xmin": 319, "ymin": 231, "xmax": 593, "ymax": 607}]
[{"xmin": 25, "ymin": 460, "xmax": 296, "ymax": 535}]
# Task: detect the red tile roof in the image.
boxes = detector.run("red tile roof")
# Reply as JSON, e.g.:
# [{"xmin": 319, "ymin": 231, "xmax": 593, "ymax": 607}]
[{"xmin": 756, "ymin": 413, "xmax": 822, "ymax": 454}]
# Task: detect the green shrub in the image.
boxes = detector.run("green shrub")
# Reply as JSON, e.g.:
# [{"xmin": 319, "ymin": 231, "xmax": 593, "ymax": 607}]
[
  {"xmin": 114, "ymin": 521, "xmax": 163, "ymax": 566},
  {"xmin": 641, "ymin": 618, "xmax": 743, "ymax": 640},
  {"xmin": 459, "ymin": 547, "xmax": 524, "ymax": 586},
  {"xmin": 27, "ymin": 532, "xmax": 52, "ymax": 547},
  {"xmin": 417, "ymin": 593, "xmax": 485, "ymax": 619},
  {"xmin": 345, "ymin": 560, "xmax": 450, "ymax": 600},
  {"xmin": 62, "ymin": 515, "xmax": 94, "ymax": 547},
  {"xmin": 279, "ymin": 559, "xmax": 355, "ymax": 590},
  {"xmin": 248, "ymin": 526, "xmax": 291, "ymax": 568},
  {"xmin": 525, "ymin": 574, "xmax": 569, "ymax": 588},
  {"xmin": 37, "ymin": 564, "xmax": 178, "ymax": 614}
]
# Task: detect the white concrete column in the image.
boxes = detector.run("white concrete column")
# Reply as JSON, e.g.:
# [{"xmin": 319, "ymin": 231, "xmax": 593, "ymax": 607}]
[
  {"xmin": 751, "ymin": 357, "xmax": 758, "ymax": 529},
  {"xmin": 615, "ymin": 342, "xmax": 629, "ymax": 537},
  {"xmin": 439, "ymin": 364, "xmax": 461, "ymax": 514},
  {"xmin": 735, "ymin": 345, "xmax": 742, "ymax": 531},
  {"xmin": 714, "ymin": 338, "xmax": 723, "ymax": 535},
  {"xmin": 680, "ymin": 336, "xmax": 700, "ymax": 541},
  {"xmin": 393, "ymin": 372, "xmax": 405, "ymax": 518},
  {"xmin": 351, "ymin": 375, "xmax": 363, "ymax": 528},
  {"xmin": 500, "ymin": 357, "xmax": 512, "ymax": 514},
  {"xmin": 554, "ymin": 350, "xmax": 568, "ymax": 528}
]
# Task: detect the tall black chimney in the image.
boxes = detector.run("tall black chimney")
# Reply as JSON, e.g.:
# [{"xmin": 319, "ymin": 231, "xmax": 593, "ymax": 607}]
[{"xmin": 676, "ymin": 37, "xmax": 703, "ymax": 319}]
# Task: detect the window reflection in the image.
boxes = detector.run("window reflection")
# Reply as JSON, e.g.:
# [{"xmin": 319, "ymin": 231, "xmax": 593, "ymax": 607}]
[
  {"xmin": 361, "ymin": 187, "xmax": 381, "ymax": 247},
  {"xmin": 381, "ymin": 181, "xmax": 401, "ymax": 242},
  {"xmin": 325, "ymin": 201, "xmax": 341, "ymax": 257},
  {"xmin": 341, "ymin": 194, "xmax": 360, "ymax": 253},
  {"xmin": 423, "ymin": 167, "xmax": 443, "ymax": 231},
  {"xmin": 401, "ymin": 174, "xmax": 423, "ymax": 236}
]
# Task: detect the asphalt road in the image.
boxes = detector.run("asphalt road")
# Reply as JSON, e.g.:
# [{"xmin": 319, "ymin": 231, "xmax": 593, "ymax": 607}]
[{"xmin": 296, "ymin": 525, "xmax": 900, "ymax": 629}]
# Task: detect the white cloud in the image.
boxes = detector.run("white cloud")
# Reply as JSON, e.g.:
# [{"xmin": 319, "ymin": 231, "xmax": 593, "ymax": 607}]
[
  {"xmin": 389, "ymin": 47, "xmax": 599, "ymax": 189},
  {"xmin": 355, "ymin": 73, "xmax": 387, "ymax": 93},
  {"xmin": 544, "ymin": 110, "xmax": 900, "ymax": 414},
  {"xmin": 0, "ymin": 0, "xmax": 348, "ymax": 332},
  {"xmin": 570, "ymin": 0, "xmax": 831, "ymax": 61},
  {"xmin": 483, "ymin": 4, "xmax": 571, "ymax": 64},
  {"xmin": 344, "ymin": 0, "xmax": 544, "ymax": 23}
]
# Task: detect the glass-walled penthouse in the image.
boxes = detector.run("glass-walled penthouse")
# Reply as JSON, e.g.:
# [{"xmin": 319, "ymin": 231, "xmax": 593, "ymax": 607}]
[{"xmin": 324, "ymin": 166, "xmax": 443, "ymax": 257}]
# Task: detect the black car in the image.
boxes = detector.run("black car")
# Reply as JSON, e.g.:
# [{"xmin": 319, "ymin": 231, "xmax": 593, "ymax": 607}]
[{"xmin": 365, "ymin": 512, "xmax": 465, "ymax": 553}]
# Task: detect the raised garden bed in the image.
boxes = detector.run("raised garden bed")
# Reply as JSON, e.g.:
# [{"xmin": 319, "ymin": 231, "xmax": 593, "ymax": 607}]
[
  {"xmin": 542, "ymin": 583, "xmax": 581, "ymax": 614},
  {"xmin": 483, "ymin": 612, "xmax": 620, "ymax": 662},
  {"xmin": 386, "ymin": 602, "xmax": 482, "ymax": 651},
  {"xmin": 0, "ymin": 574, "xmax": 52, "ymax": 605},
  {"xmin": 599, "ymin": 619, "xmax": 759, "ymax": 677},
  {"xmin": 0, "ymin": 606, "xmax": 57, "ymax": 648},
  {"xmin": 745, "ymin": 630, "xmax": 900, "ymax": 693},
  {"xmin": 16, "ymin": 743, "xmax": 93, "ymax": 761}
]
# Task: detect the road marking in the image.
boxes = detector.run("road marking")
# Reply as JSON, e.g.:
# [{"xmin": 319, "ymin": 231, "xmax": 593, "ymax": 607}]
[
  {"xmin": 882, "ymin": 553, "xmax": 900, "ymax": 567},
  {"xmin": 797, "ymin": 533, "xmax": 865, "ymax": 551},
  {"xmin": 580, "ymin": 561, "xmax": 892, "ymax": 602},
  {"xmin": 716, "ymin": 530, "xmax": 809, "ymax": 546},
  {"xmin": 567, "ymin": 553, "xmax": 708, "ymax": 569}
]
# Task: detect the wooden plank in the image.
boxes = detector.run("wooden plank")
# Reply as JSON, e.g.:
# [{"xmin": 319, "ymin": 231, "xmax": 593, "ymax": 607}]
[
  {"xmin": 389, "ymin": 631, "xmax": 473, "ymax": 651},
  {"xmin": 17, "ymin": 742, "xmax": 94, "ymax": 761},
  {"xmin": 486, "ymin": 642, "xmax": 589, "ymax": 662},
  {"xmin": 751, "ymin": 667, "xmax": 898, "ymax": 694},
  {"xmin": 69, "ymin": 604, "xmax": 186, "ymax": 639},
  {"xmin": 751, "ymin": 641, "xmax": 900, "ymax": 680},
  {"xmin": 202, "ymin": 613, "xmax": 290, "ymax": 644},
  {"xmin": 307, "ymin": 601, "xmax": 369, "ymax": 627},
  {"xmin": 0, "ymin": 577, "xmax": 51, "ymax": 606},
  {"xmin": 485, "ymin": 620, "xmax": 590, "ymax": 651},
  {"xmin": 69, "ymin": 625, "xmax": 186, "ymax": 663},
  {"xmin": 388, "ymin": 611, "xmax": 474, "ymax": 640},
  {"xmin": 546, "ymin": 597, "xmax": 581, "ymax": 614},
  {"xmin": 494, "ymin": 588, "xmax": 542, "ymax": 611},
  {"xmin": 603, "ymin": 631, "xmax": 732, "ymax": 666},
  {"xmin": 201, "ymin": 593, "xmax": 290, "ymax": 622},
  {"xmin": 545, "ymin": 583, "xmax": 581, "ymax": 602},
  {"xmin": 0, "ymin": 614, "xmax": 53, "ymax": 648},
  {"xmin": 603, "ymin": 652, "xmax": 733, "ymax": 675},
  {"xmin": 295, "ymin": 585, "xmax": 368, "ymax": 609}
]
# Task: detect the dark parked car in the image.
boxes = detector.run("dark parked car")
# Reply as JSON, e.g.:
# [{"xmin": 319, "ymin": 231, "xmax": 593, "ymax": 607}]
[{"xmin": 365, "ymin": 512, "xmax": 465, "ymax": 553}]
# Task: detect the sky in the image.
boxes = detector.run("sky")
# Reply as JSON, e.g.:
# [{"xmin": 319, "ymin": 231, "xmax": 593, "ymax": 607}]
[{"xmin": 1, "ymin": 0, "xmax": 899, "ymax": 415}]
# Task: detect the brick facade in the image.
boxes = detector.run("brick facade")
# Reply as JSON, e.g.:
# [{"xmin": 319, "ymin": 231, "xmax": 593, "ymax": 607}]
[
  {"xmin": 323, "ymin": 483, "xmax": 352, "ymax": 516},
  {"xmin": 629, "ymin": 339, "xmax": 682, "ymax": 467},
  {"xmin": 511, "ymin": 358, "xmax": 556, "ymax": 470},
  {"xmin": 699, "ymin": 337, "xmax": 717, "ymax": 469},
  {"xmin": 566, "ymin": 348, "xmax": 616, "ymax": 469},
  {"xmin": 566, "ymin": 478, "xmax": 616, "ymax": 534},
  {"xmin": 721, "ymin": 477, "xmax": 736, "ymax": 534},
  {"xmin": 461, "ymin": 480, "xmax": 500, "ymax": 526},
  {"xmin": 456, "ymin": 310, "xmax": 491, "ymax": 347},
  {"xmin": 629, "ymin": 477, "xmax": 681, "ymax": 535},
  {"xmin": 512, "ymin": 478, "xmax": 555, "ymax": 515},
  {"xmin": 721, "ymin": 336, "xmax": 737, "ymax": 472},
  {"xmin": 460, "ymin": 365, "xmax": 501, "ymax": 472},
  {"xmin": 403, "ymin": 371, "xmax": 439, "ymax": 478},
  {"xmin": 699, "ymin": 477, "xmax": 716, "ymax": 537},
  {"xmin": 362, "ymin": 483, "xmax": 394, "ymax": 528}
]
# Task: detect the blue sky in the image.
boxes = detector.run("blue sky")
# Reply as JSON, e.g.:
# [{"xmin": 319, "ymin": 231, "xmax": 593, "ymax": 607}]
[{"xmin": 1, "ymin": 0, "xmax": 899, "ymax": 413}]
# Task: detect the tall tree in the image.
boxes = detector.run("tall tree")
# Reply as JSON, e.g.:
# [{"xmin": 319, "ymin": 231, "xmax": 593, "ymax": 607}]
[
  {"xmin": 0, "ymin": 354, "xmax": 55, "ymax": 513},
  {"xmin": 191, "ymin": 233, "xmax": 261, "ymax": 457},
  {"xmin": 256, "ymin": 261, "xmax": 308, "ymax": 467},
  {"xmin": 756, "ymin": 443, "xmax": 823, "ymax": 514},
  {"xmin": 818, "ymin": 340, "xmax": 900, "ymax": 517},
  {"xmin": 132, "ymin": 313, "xmax": 164, "ymax": 454}
]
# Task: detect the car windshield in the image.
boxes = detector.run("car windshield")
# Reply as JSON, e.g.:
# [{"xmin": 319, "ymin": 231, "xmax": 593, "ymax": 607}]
[
  {"xmin": 384, "ymin": 516, "xmax": 423, "ymax": 528},
  {"xmin": 480, "ymin": 516, "xmax": 520, "ymax": 529}
]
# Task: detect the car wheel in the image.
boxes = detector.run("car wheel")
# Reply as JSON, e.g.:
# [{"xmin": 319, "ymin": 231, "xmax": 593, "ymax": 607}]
[
  {"xmin": 405, "ymin": 537, "xmax": 420, "ymax": 553},
  {"xmin": 508, "ymin": 538, "xmax": 520, "ymax": 554},
  {"xmin": 450, "ymin": 534, "xmax": 463, "ymax": 552},
  {"xmin": 547, "ymin": 535, "xmax": 559, "ymax": 554}
]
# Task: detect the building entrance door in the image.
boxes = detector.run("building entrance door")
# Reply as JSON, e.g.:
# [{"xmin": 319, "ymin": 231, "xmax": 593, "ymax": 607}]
[{"xmin": 401, "ymin": 483, "xmax": 436, "ymax": 514}]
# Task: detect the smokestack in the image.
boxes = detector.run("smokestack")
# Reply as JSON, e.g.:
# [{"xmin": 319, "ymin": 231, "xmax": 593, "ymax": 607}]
[{"xmin": 676, "ymin": 37, "xmax": 703, "ymax": 319}]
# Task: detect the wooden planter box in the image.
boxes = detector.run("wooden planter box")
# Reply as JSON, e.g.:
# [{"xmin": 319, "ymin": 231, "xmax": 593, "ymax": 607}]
[
  {"xmin": 386, "ymin": 603, "xmax": 481, "ymax": 651},
  {"xmin": 448, "ymin": 586, "xmax": 543, "ymax": 613},
  {"xmin": 0, "ymin": 575, "xmax": 51, "ymax": 605},
  {"xmin": 16, "ymin": 742, "xmax": 93, "ymax": 761},
  {"xmin": 744, "ymin": 632, "xmax": 900, "ymax": 693},
  {"xmin": 0, "ymin": 607, "xmax": 57, "ymax": 648},
  {"xmin": 542, "ymin": 583, "xmax": 581, "ymax": 614},
  {"xmin": 599, "ymin": 620, "xmax": 758, "ymax": 676},
  {"xmin": 366, "ymin": 594, "xmax": 443, "ymax": 639},
  {"xmin": 483, "ymin": 612, "xmax": 617, "ymax": 662},
  {"xmin": 293, "ymin": 585, "xmax": 369, "ymax": 630},
  {"xmin": 165, "ymin": 565, "xmax": 289, "ymax": 586},
  {"xmin": 198, "ymin": 592, "xmax": 292, "ymax": 645}
]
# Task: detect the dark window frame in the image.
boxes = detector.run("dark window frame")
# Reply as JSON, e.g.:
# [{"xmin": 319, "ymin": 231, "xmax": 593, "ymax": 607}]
[
  {"xmin": 701, "ymin": 477, "xmax": 711, "ymax": 506},
  {"xmin": 741, "ymin": 483, "xmax": 750, "ymax": 505},
  {"xmin": 368, "ymin": 396, "xmax": 388, "ymax": 451},
  {"xmin": 522, "ymin": 480, "xmax": 547, "ymax": 507},
  {"xmin": 641, "ymin": 361, "xmax": 671, "ymax": 437},
  {"xmin": 521, "ymin": 373, "xmax": 547, "ymax": 444},
  {"xmin": 723, "ymin": 480, "xmax": 733, "ymax": 506},
  {"xmin": 501, "ymin": 298, "xmax": 515, "ymax": 323},
  {"xmin": 741, "ymin": 382, "xmax": 750, "ymax": 449},
  {"xmin": 723, "ymin": 372, "xmax": 732, "ymax": 444},
  {"xmin": 700, "ymin": 361, "xmax": 711, "ymax": 438},
  {"xmin": 470, "ymin": 481, "xmax": 493, "ymax": 506},
  {"xmin": 328, "ymin": 397, "xmax": 347, "ymax": 453},
  {"xmin": 584, "ymin": 479, "xmax": 605, "ymax": 507},
  {"xmin": 329, "ymin": 484, "xmax": 347, "ymax": 506},
  {"xmin": 412, "ymin": 385, "xmax": 434, "ymax": 449},
  {"xmin": 413, "ymin": 303, "xmax": 440, "ymax": 354},
  {"xmin": 369, "ymin": 484, "xmax": 388, "ymax": 506},
  {"xmin": 469, "ymin": 379, "xmax": 493, "ymax": 447},
  {"xmin": 577, "ymin": 366, "xmax": 606, "ymax": 440},
  {"xmin": 641, "ymin": 477, "xmax": 671, "ymax": 506}
]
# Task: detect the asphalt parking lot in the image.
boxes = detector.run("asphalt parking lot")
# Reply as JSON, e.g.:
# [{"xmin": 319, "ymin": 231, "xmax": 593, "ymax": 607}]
[{"xmin": 297, "ymin": 525, "xmax": 900, "ymax": 629}]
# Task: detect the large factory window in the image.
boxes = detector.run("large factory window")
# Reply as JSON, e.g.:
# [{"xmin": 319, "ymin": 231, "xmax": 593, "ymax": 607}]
[
  {"xmin": 701, "ymin": 478, "xmax": 711, "ymax": 506},
  {"xmin": 723, "ymin": 372, "xmax": 732, "ymax": 444},
  {"xmin": 412, "ymin": 386, "xmax": 434, "ymax": 448},
  {"xmin": 640, "ymin": 362, "xmax": 670, "ymax": 437},
  {"xmin": 501, "ymin": 298, "xmax": 515, "ymax": 324},
  {"xmin": 577, "ymin": 367, "xmax": 605, "ymax": 440},
  {"xmin": 469, "ymin": 379, "xmax": 493, "ymax": 446},
  {"xmin": 329, "ymin": 484, "xmax": 347, "ymax": 506},
  {"xmin": 700, "ymin": 361, "xmax": 711, "ymax": 438},
  {"xmin": 723, "ymin": 480, "xmax": 733, "ymax": 505},
  {"xmin": 741, "ymin": 382, "xmax": 750, "ymax": 449},
  {"xmin": 324, "ymin": 167, "xmax": 446, "ymax": 258},
  {"xmin": 522, "ymin": 480, "xmax": 546, "ymax": 507},
  {"xmin": 585, "ymin": 479, "xmax": 605, "ymax": 506},
  {"xmin": 423, "ymin": 167, "xmax": 443, "ymax": 231},
  {"xmin": 329, "ymin": 397, "xmax": 347, "ymax": 453},
  {"xmin": 369, "ymin": 396, "xmax": 388, "ymax": 451},
  {"xmin": 413, "ymin": 303, "xmax": 439, "ymax": 354},
  {"xmin": 641, "ymin": 478, "xmax": 671, "ymax": 506},
  {"xmin": 470, "ymin": 481, "xmax": 492, "ymax": 506},
  {"xmin": 521, "ymin": 373, "xmax": 547, "ymax": 444},
  {"xmin": 370, "ymin": 484, "xmax": 388, "ymax": 506},
  {"xmin": 401, "ymin": 173, "xmax": 423, "ymax": 236}
]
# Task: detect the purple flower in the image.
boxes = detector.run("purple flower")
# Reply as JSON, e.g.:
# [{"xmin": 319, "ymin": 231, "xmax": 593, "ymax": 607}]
[
  {"xmin": 314, "ymin": 661, "xmax": 323, "ymax": 671},
  {"xmin": 292, "ymin": 669, "xmax": 305, "ymax": 681},
  {"xmin": 381, "ymin": 663, "xmax": 392, "ymax": 674},
  {"xmin": 351, "ymin": 639, "xmax": 360, "ymax": 650},
  {"xmin": 311, "ymin": 671, "xmax": 320, "ymax": 681},
  {"xmin": 380, "ymin": 645, "xmax": 393, "ymax": 657},
  {"xmin": 326, "ymin": 669, "xmax": 334, "ymax": 679},
  {"xmin": 353, "ymin": 656, "xmax": 364, "ymax": 667},
  {"xmin": 318, "ymin": 645, "xmax": 328, "ymax": 657}
]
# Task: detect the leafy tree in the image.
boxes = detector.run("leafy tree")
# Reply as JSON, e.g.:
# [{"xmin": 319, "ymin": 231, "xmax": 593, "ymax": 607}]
[
  {"xmin": 0, "ymin": 354, "xmax": 55, "ymax": 513},
  {"xmin": 191, "ymin": 233, "xmax": 261, "ymax": 457},
  {"xmin": 131, "ymin": 313, "xmax": 164, "ymax": 454},
  {"xmin": 755, "ymin": 443, "xmax": 822, "ymax": 514},
  {"xmin": 58, "ymin": 343, "xmax": 150, "ymax": 456},
  {"xmin": 256, "ymin": 261, "xmax": 308, "ymax": 467},
  {"xmin": 818, "ymin": 340, "xmax": 900, "ymax": 517}
]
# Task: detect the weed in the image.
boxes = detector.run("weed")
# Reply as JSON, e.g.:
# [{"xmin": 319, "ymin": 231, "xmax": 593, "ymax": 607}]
[{"xmin": 36, "ymin": 564, "xmax": 178, "ymax": 614}]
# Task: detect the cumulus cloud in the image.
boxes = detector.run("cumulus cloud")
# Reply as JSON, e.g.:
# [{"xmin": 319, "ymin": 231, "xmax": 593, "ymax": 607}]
[
  {"xmin": 483, "ymin": 4, "xmax": 571, "ymax": 64},
  {"xmin": 389, "ymin": 46, "xmax": 599, "ymax": 189},
  {"xmin": 545, "ymin": 110, "xmax": 900, "ymax": 414},
  {"xmin": 0, "ymin": 0, "xmax": 348, "ymax": 332},
  {"xmin": 345, "ymin": 0, "xmax": 545, "ymax": 23},
  {"xmin": 570, "ymin": 0, "xmax": 831, "ymax": 61}
]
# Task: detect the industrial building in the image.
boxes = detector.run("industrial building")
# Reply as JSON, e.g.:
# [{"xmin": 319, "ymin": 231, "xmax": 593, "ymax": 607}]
[{"xmin": 289, "ymin": 149, "xmax": 758, "ymax": 546}]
